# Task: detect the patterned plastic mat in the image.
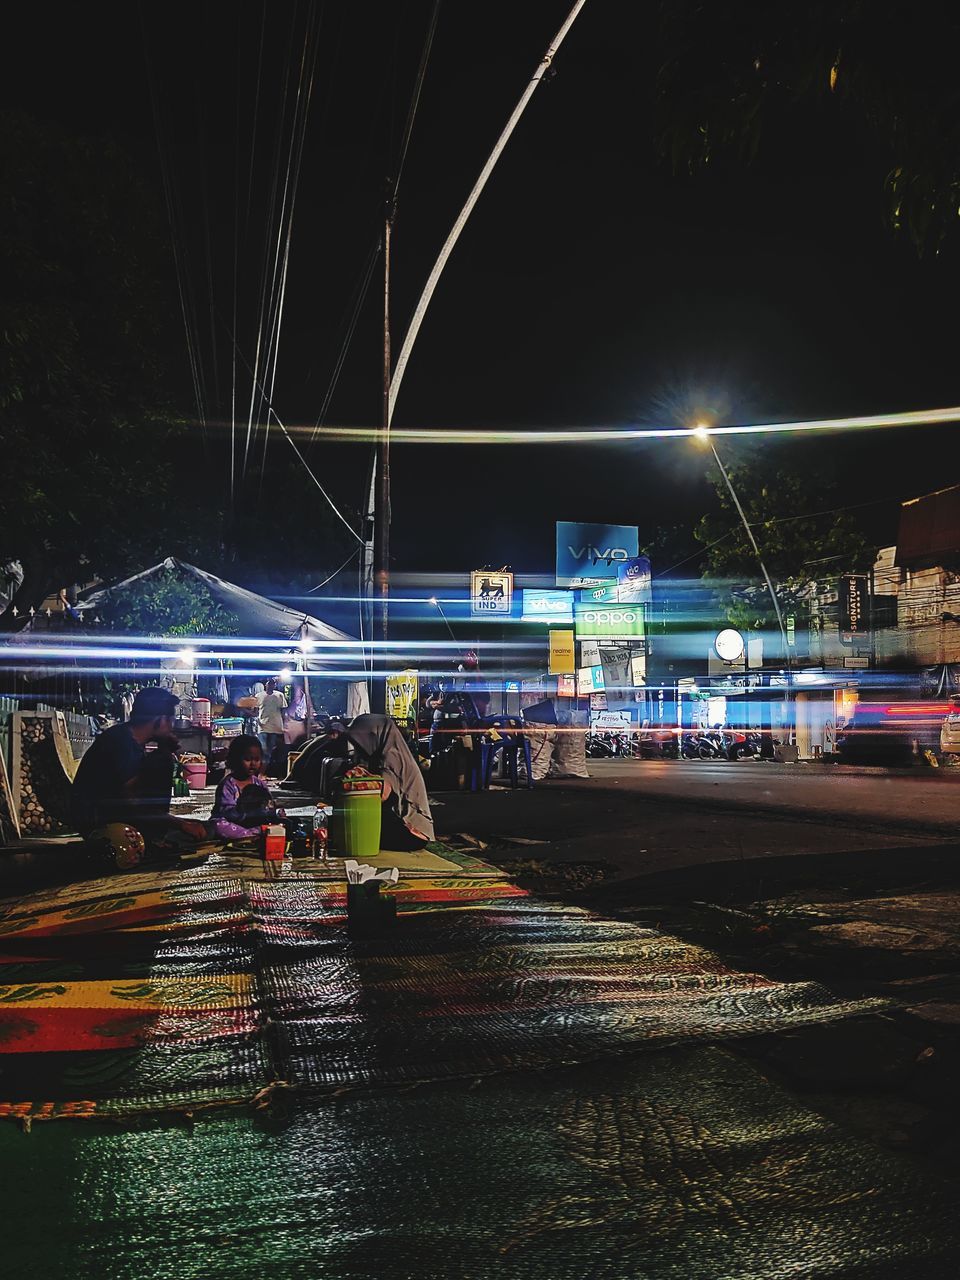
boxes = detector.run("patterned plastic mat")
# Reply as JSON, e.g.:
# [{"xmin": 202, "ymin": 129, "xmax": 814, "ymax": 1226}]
[{"xmin": 0, "ymin": 850, "xmax": 884, "ymax": 1120}]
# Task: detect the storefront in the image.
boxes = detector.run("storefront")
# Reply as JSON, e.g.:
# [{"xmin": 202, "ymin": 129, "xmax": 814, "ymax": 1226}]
[{"xmin": 794, "ymin": 678, "xmax": 859, "ymax": 759}]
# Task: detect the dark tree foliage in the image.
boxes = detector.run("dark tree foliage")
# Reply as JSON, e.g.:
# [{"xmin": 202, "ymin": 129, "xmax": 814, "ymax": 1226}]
[
  {"xmin": 0, "ymin": 113, "xmax": 356, "ymax": 616},
  {"xmin": 99, "ymin": 566, "xmax": 241, "ymax": 637},
  {"xmin": 657, "ymin": 0, "xmax": 960, "ymax": 254},
  {"xmin": 0, "ymin": 112, "xmax": 221, "ymax": 597},
  {"xmin": 694, "ymin": 444, "xmax": 869, "ymax": 630}
]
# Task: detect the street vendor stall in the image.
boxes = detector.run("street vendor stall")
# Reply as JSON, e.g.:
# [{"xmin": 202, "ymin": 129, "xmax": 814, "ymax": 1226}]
[{"xmin": 6, "ymin": 559, "xmax": 370, "ymax": 790}]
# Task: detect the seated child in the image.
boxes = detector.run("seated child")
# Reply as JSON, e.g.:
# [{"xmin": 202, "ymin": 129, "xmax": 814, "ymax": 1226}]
[{"xmin": 212, "ymin": 735, "xmax": 284, "ymax": 840}]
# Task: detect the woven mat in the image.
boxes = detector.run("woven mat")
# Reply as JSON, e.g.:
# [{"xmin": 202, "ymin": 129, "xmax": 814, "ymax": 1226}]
[
  {"xmin": 3, "ymin": 1048, "xmax": 958, "ymax": 1278},
  {"xmin": 0, "ymin": 845, "xmax": 887, "ymax": 1121}
]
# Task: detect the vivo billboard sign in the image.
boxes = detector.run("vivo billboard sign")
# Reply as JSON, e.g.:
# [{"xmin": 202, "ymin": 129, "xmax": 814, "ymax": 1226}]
[
  {"xmin": 521, "ymin": 589, "xmax": 574, "ymax": 623},
  {"xmin": 556, "ymin": 522, "xmax": 639, "ymax": 587}
]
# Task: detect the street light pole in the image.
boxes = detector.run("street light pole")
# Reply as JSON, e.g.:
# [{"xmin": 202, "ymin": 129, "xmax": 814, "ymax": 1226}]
[
  {"xmin": 428, "ymin": 597, "xmax": 461, "ymax": 653},
  {"xmin": 373, "ymin": 206, "xmax": 394, "ymax": 701},
  {"xmin": 694, "ymin": 426, "xmax": 791, "ymax": 662},
  {"xmin": 694, "ymin": 425, "xmax": 792, "ymax": 758}
]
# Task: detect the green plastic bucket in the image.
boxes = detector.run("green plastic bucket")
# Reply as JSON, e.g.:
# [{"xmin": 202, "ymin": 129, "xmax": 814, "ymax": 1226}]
[{"xmin": 340, "ymin": 772, "xmax": 383, "ymax": 858}]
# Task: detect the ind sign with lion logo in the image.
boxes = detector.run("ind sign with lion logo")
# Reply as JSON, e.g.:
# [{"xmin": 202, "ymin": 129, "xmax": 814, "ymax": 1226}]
[{"xmin": 471, "ymin": 570, "xmax": 513, "ymax": 617}]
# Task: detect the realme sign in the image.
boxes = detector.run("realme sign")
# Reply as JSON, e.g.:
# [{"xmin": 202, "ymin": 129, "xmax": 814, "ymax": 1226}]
[
  {"xmin": 548, "ymin": 629, "xmax": 576, "ymax": 675},
  {"xmin": 574, "ymin": 602, "xmax": 645, "ymax": 641}
]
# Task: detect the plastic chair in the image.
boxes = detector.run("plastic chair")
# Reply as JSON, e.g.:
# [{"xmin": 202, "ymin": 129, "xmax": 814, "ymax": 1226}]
[{"xmin": 480, "ymin": 731, "xmax": 533, "ymax": 790}]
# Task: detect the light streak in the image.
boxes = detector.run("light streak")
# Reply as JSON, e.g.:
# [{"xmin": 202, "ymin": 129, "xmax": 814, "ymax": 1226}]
[
  {"xmin": 0, "ymin": 636, "xmax": 540, "ymax": 660},
  {"xmin": 199, "ymin": 404, "xmax": 960, "ymax": 447}
]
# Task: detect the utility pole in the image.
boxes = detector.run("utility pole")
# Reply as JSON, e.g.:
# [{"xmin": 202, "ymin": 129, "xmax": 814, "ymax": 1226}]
[{"xmin": 373, "ymin": 200, "xmax": 394, "ymax": 710}]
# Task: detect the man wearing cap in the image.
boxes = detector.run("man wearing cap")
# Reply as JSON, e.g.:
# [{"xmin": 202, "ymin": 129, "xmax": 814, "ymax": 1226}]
[{"xmin": 71, "ymin": 687, "xmax": 208, "ymax": 848}]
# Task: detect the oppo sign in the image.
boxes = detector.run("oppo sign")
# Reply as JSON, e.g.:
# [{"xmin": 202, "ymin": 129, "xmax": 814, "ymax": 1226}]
[{"xmin": 574, "ymin": 602, "xmax": 645, "ymax": 640}]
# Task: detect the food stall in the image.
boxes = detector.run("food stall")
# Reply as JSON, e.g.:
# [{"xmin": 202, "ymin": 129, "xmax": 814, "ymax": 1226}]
[{"xmin": 12, "ymin": 557, "xmax": 372, "ymax": 784}]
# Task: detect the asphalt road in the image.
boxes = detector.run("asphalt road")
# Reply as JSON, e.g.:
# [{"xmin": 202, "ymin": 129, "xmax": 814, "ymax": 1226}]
[
  {"xmin": 2, "ymin": 761, "xmax": 956, "ymax": 898},
  {"xmin": 432, "ymin": 759, "xmax": 960, "ymax": 885},
  {"xmin": 575, "ymin": 758, "xmax": 960, "ymax": 834}
]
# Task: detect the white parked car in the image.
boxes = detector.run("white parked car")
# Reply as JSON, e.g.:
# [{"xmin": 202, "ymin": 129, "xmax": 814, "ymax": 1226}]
[{"xmin": 941, "ymin": 696, "xmax": 960, "ymax": 757}]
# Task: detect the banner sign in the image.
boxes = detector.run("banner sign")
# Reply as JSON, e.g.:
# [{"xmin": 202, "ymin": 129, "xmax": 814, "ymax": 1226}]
[
  {"xmin": 578, "ymin": 579, "xmax": 619, "ymax": 604},
  {"xmin": 385, "ymin": 670, "xmax": 419, "ymax": 722},
  {"xmin": 521, "ymin": 588, "xmax": 573, "ymax": 623},
  {"xmin": 839, "ymin": 574, "xmax": 868, "ymax": 643},
  {"xmin": 600, "ymin": 648, "xmax": 633, "ymax": 707},
  {"xmin": 616, "ymin": 555, "xmax": 652, "ymax": 603},
  {"xmin": 556, "ymin": 673, "xmax": 576, "ymax": 697},
  {"xmin": 471, "ymin": 570, "xmax": 513, "ymax": 617},
  {"xmin": 592, "ymin": 709, "xmax": 631, "ymax": 730},
  {"xmin": 548, "ymin": 629, "xmax": 576, "ymax": 675},
  {"xmin": 574, "ymin": 602, "xmax": 645, "ymax": 641},
  {"xmin": 577, "ymin": 665, "xmax": 605, "ymax": 695},
  {"xmin": 556, "ymin": 522, "xmax": 639, "ymax": 587},
  {"xmin": 580, "ymin": 638, "xmax": 602, "ymax": 669}
]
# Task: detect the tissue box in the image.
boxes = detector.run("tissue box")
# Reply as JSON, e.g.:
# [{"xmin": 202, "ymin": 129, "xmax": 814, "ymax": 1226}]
[
  {"xmin": 263, "ymin": 824, "xmax": 286, "ymax": 861},
  {"xmin": 347, "ymin": 882, "xmax": 397, "ymax": 940}
]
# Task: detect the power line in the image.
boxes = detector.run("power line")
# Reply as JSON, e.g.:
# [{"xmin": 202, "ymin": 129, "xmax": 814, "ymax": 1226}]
[
  {"xmin": 654, "ymin": 531, "xmax": 733, "ymax": 579},
  {"xmin": 392, "ymin": 0, "xmax": 442, "ymax": 201},
  {"xmin": 307, "ymin": 547, "xmax": 362, "ymax": 593},
  {"xmin": 221, "ymin": 315, "xmax": 363, "ymax": 544}
]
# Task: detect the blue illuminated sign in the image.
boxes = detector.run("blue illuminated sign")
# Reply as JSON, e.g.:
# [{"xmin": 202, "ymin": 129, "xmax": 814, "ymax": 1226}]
[
  {"xmin": 521, "ymin": 589, "xmax": 574, "ymax": 623},
  {"xmin": 617, "ymin": 556, "xmax": 652, "ymax": 603},
  {"xmin": 556, "ymin": 522, "xmax": 639, "ymax": 587}
]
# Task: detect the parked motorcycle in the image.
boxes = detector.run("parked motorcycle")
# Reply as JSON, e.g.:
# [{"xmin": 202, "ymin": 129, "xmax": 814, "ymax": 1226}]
[
  {"xmin": 701, "ymin": 728, "xmax": 728, "ymax": 759},
  {"xmin": 637, "ymin": 727, "xmax": 678, "ymax": 759},
  {"xmin": 723, "ymin": 730, "xmax": 762, "ymax": 760},
  {"xmin": 585, "ymin": 733, "xmax": 615, "ymax": 758},
  {"xmin": 586, "ymin": 730, "xmax": 633, "ymax": 758},
  {"xmin": 681, "ymin": 731, "xmax": 720, "ymax": 760}
]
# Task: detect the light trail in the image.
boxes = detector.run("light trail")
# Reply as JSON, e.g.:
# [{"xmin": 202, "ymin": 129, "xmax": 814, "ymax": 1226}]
[
  {"xmin": 0, "ymin": 639, "xmax": 544, "ymax": 663},
  {"xmin": 197, "ymin": 404, "xmax": 960, "ymax": 447}
]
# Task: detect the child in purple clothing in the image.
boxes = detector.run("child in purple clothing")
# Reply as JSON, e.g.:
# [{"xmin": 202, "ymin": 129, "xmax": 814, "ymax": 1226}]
[{"xmin": 212, "ymin": 735, "xmax": 284, "ymax": 840}]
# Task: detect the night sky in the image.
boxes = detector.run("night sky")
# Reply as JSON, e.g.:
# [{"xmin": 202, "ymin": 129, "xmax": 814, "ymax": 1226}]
[{"xmin": 6, "ymin": 1, "xmax": 959, "ymax": 579}]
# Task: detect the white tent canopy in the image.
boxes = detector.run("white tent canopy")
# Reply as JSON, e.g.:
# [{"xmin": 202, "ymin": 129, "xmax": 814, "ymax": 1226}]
[
  {"xmin": 77, "ymin": 557, "xmax": 353, "ymax": 648},
  {"xmin": 9, "ymin": 558, "xmax": 371, "ymax": 714}
]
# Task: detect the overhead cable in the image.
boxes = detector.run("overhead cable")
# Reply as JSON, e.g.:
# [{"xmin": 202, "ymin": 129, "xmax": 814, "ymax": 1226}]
[
  {"xmin": 222, "ymin": 316, "xmax": 363, "ymax": 543},
  {"xmin": 307, "ymin": 547, "xmax": 362, "ymax": 592},
  {"xmin": 392, "ymin": 0, "xmax": 442, "ymax": 201}
]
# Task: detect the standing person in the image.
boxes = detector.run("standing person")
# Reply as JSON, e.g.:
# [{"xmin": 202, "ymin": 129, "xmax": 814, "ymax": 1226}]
[
  {"xmin": 257, "ymin": 677, "xmax": 288, "ymax": 774},
  {"xmin": 71, "ymin": 686, "xmax": 208, "ymax": 846},
  {"xmin": 284, "ymin": 679, "xmax": 308, "ymax": 751}
]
